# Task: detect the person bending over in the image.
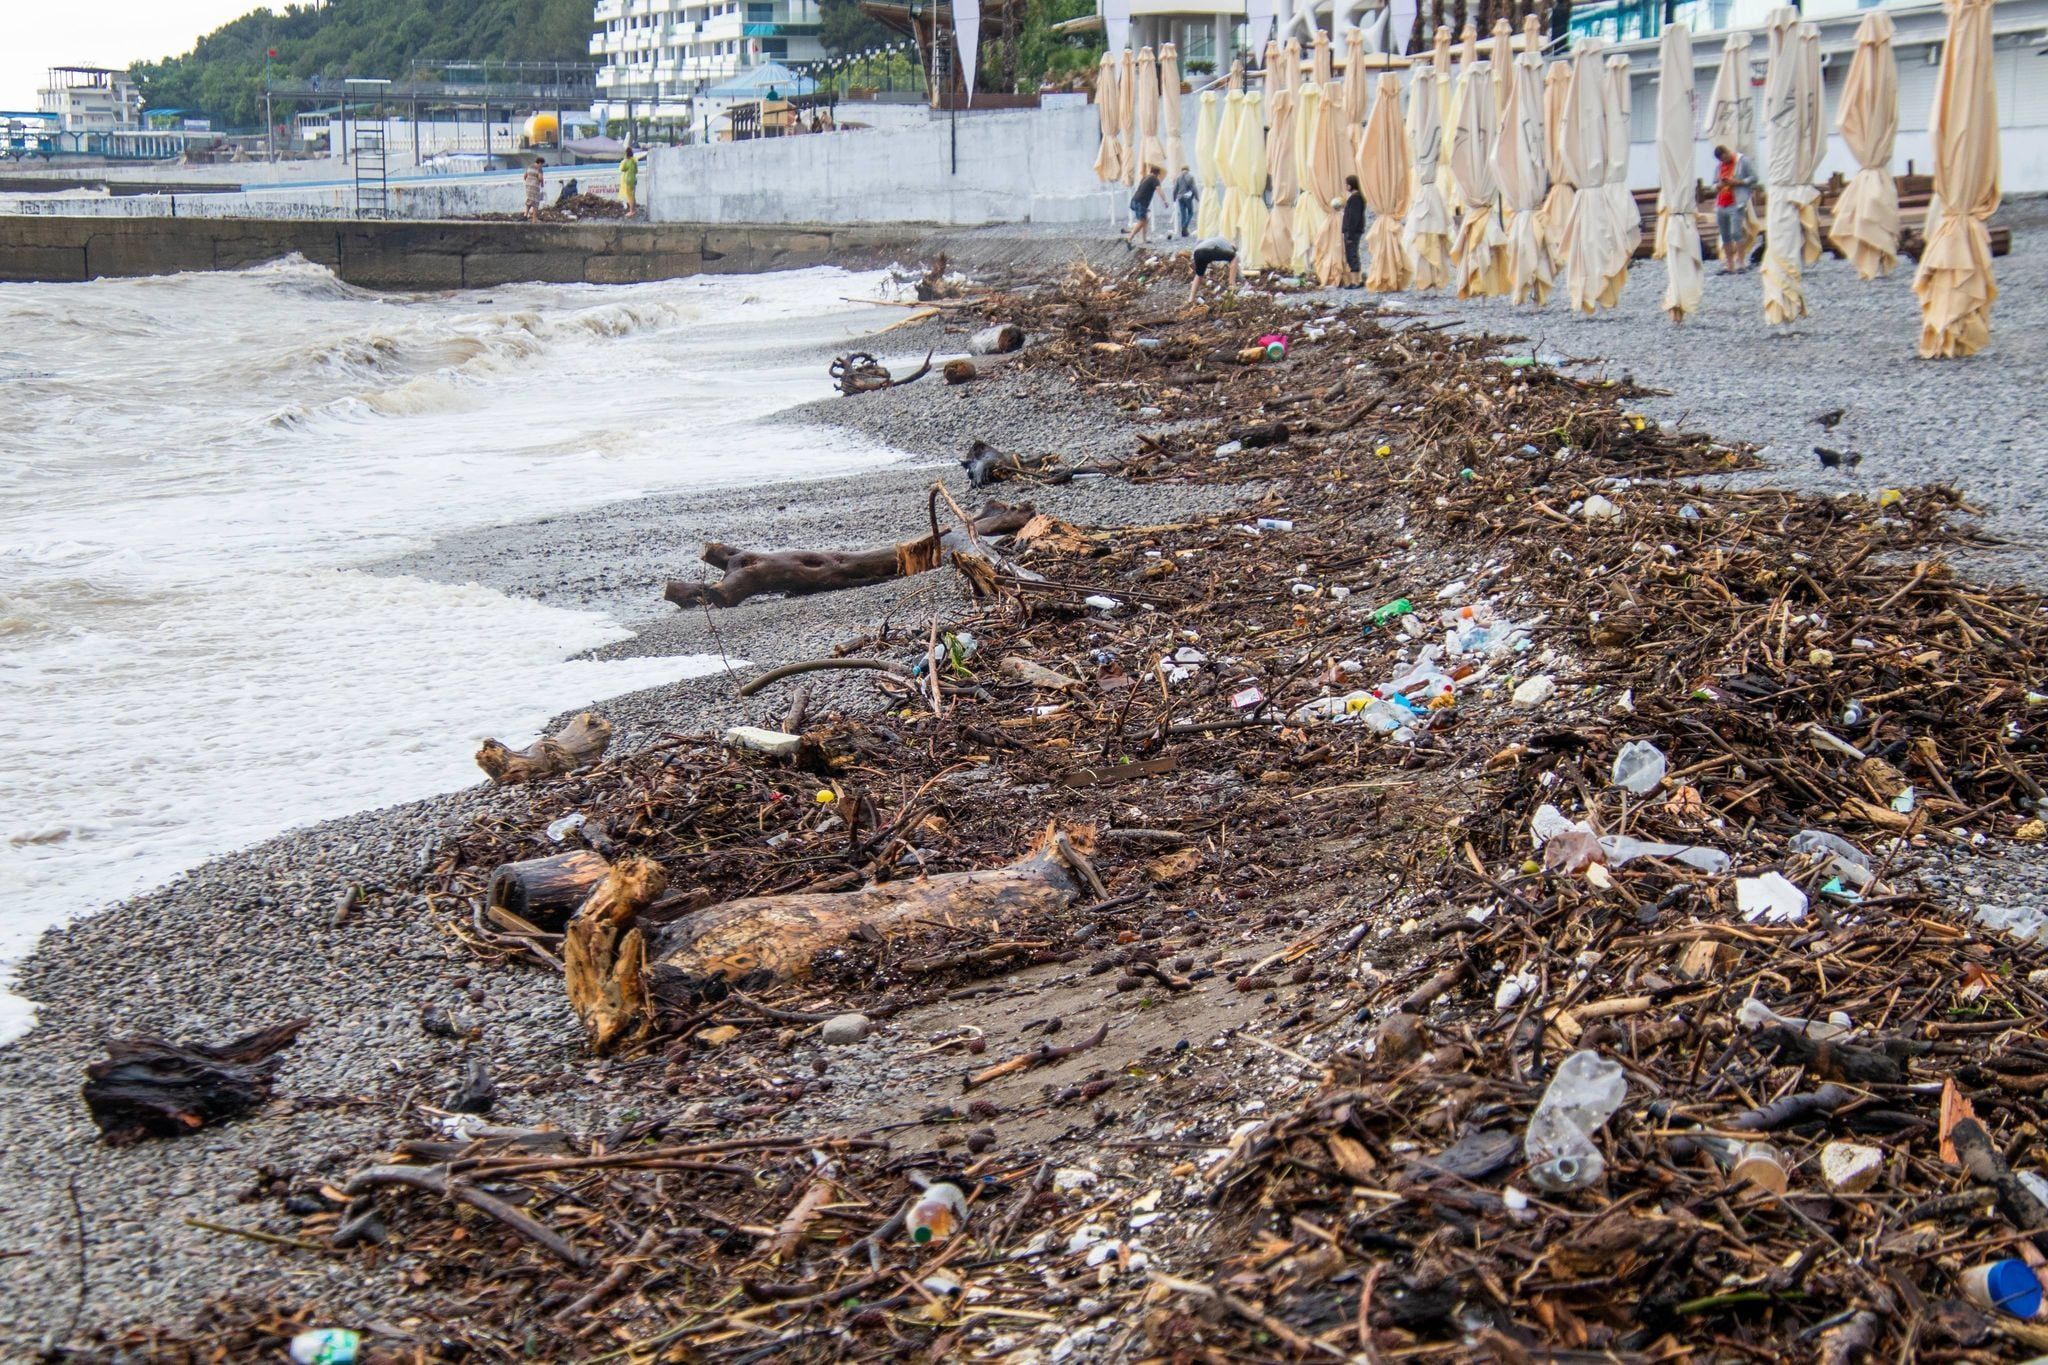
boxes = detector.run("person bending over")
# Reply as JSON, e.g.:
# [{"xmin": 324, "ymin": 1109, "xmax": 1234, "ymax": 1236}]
[{"xmin": 1187, "ymin": 235, "xmax": 1241, "ymax": 303}]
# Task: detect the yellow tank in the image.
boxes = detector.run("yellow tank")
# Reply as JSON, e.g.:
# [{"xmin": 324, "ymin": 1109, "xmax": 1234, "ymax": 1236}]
[{"xmin": 524, "ymin": 112, "xmax": 560, "ymax": 146}]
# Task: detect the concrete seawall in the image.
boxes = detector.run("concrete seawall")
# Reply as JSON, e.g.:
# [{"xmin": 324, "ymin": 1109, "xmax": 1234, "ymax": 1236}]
[{"xmin": 0, "ymin": 215, "xmax": 924, "ymax": 288}]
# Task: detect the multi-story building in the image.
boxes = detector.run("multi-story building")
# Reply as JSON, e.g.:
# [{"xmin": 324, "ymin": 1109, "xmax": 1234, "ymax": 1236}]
[
  {"xmin": 36, "ymin": 67, "xmax": 143, "ymax": 132},
  {"xmin": 592, "ymin": 0, "xmax": 827, "ymax": 121}
]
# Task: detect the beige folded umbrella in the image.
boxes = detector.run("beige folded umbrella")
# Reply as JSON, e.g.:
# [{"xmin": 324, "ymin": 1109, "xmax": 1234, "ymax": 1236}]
[
  {"xmin": 1343, "ymin": 28, "xmax": 1371, "ymax": 126},
  {"xmin": 1313, "ymin": 28, "xmax": 1334, "ymax": 85},
  {"xmin": 1293, "ymin": 80, "xmax": 1330, "ymax": 276},
  {"xmin": 1362, "ymin": 71, "xmax": 1413, "ymax": 291},
  {"xmin": 1604, "ymin": 55, "xmax": 1641, "ymax": 260},
  {"xmin": 1491, "ymin": 19, "xmax": 1514, "ymax": 117},
  {"xmin": 1279, "ymin": 37, "xmax": 1302, "ymax": 94},
  {"xmin": 1216, "ymin": 89, "xmax": 1249, "ymax": 247},
  {"xmin": 1304, "ymin": 80, "xmax": 1352, "ymax": 285},
  {"xmin": 1451, "ymin": 60, "xmax": 1511, "ymax": 297},
  {"xmin": 1831, "ymin": 11, "xmax": 1898, "ymax": 278},
  {"xmin": 1092, "ymin": 52, "xmax": 1124, "ymax": 184},
  {"xmin": 1195, "ymin": 90, "xmax": 1225, "ymax": 237},
  {"xmin": 1539, "ymin": 57, "xmax": 1575, "ymax": 278},
  {"xmin": 1562, "ymin": 39, "xmax": 1626, "ymax": 313},
  {"xmin": 1159, "ymin": 43, "xmax": 1186, "ymax": 180},
  {"xmin": 1433, "ymin": 26, "xmax": 1457, "ymax": 207},
  {"xmin": 1655, "ymin": 22, "xmax": 1704, "ymax": 321},
  {"xmin": 1403, "ymin": 65, "xmax": 1454, "ymax": 288},
  {"xmin": 1496, "ymin": 45, "xmax": 1553, "ymax": 305},
  {"xmin": 1796, "ymin": 25, "xmax": 1825, "ymax": 265},
  {"xmin": 1915, "ymin": 0, "xmax": 1999, "ymax": 358},
  {"xmin": 1232, "ymin": 90, "xmax": 1273, "ymax": 270},
  {"xmin": 1265, "ymin": 82, "xmax": 1302, "ymax": 271},
  {"xmin": 1705, "ymin": 30, "xmax": 1759, "ymax": 256},
  {"xmin": 1761, "ymin": 8, "xmax": 1822, "ymax": 325},
  {"xmin": 1119, "ymin": 47, "xmax": 1139, "ymax": 186},
  {"xmin": 1136, "ymin": 46, "xmax": 1166, "ymax": 176}
]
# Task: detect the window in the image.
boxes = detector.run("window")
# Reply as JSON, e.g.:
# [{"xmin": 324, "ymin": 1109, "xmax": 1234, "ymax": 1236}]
[
  {"xmin": 760, "ymin": 37, "xmax": 787, "ymax": 56},
  {"xmin": 747, "ymin": 2, "xmax": 773, "ymax": 19}
]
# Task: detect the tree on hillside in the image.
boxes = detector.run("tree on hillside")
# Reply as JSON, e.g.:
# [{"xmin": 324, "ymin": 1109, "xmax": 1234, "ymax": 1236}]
[{"xmin": 818, "ymin": 0, "xmax": 897, "ymax": 58}]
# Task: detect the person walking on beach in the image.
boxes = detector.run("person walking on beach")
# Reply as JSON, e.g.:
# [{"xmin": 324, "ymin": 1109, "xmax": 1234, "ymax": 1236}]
[
  {"xmin": 1124, "ymin": 164, "xmax": 1163, "ymax": 249},
  {"xmin": 1341, "ymin": 174, "xmax": 1366, "ymax": 288},
  {"xmin": 1171, "ymin": 165, "xmax": 1199, "ymax": 238},
  {"xmin": 1186, "ymin": 234, "xmax": 1240, "ymax": 303},
  {"xmin": 523, "ymin": 157, "xmax": 545, "ymax": 222},
  {"xmin": 619, "ymin": 144, "xmax": 640, "ymax": 219},
  {"xmin": 1712, "ymin": 144, "xmax": 1757, "ymax": 274}
]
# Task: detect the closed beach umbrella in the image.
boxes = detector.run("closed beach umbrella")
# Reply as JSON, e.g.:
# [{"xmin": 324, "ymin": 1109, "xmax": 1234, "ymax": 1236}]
[
  {"xmin": 1093, "ymin": 52, "xmax": 1124, "ymax": 183},
  {"xmin": 1655, "ymin": 22, "xmax": 1704, "ymax": 321},
  {"xmin": 1313, "ymin": 28, "xmax": 1334, "ymax": 85},
  {"xmin": 1160, "ymin": 43, "xmax": 1186, "ymax": 179},
  {"xmin": 1539, "ymin": 58, "xmax": 1575, "ymax": 277},
  {"xmin": 1136, "ymin": 46, "xmax": 1165, "ymax": 176},
  {"xmin": 1120, "ymin": 46, "xmax": 1139, "ymax": 186},
  {"xmin": 1231, "ymin": 89, "xmax": 1272, "ymax": 270},
  {"xmin": 1450, "ymin": 60, "xmax": 1510, "ymax": 297},
  {"xmin": 1403, "ymin": 65, "xmax": 1454, "ymax": 288},
  {"xmin": 1433, "ymin": 26, "xmax": 1456, "ymax": 206},
  {"xmin": 1294, "ymin": 81, "xmax": 1334, "ymax": 279},
  {"xmin": 1361, "ymin": 72, "xmax": 1413, "ymax": 290},
  {"xmin": 1495, "ymin": 43, "xmax": 1553, "ymax": 305},
  {"xmin": 1706, "ymin": 31, "xmax": 1759, "ymax": 256},
  {"xmin": 1830, "ymin": 11, "xmax": 1900, "ymax": 278},
  {"xmin": 1343, "ymin": 27, "xmax": 1371, "ymax": 126},
  {"xmin": 1305, "ymin": 80, "xmax": 1351, "ymax": 285},
  {"xmin": 1914, "ymin": 0, "xmax": 1999, "ymax": 357},
  {"xmin": 1265, "ymin": 79, "xmax": 1301, "ymax": 271},
  {"xmin": 1562, "ymin": 39, "xmax": 1626, "ymax": 313},
  {"xmin": 1605, "ymin": 55, "xmax": 1641, "ymax": 260},
  {"xmin": 1195, "ymin": 90, "xmax": 1224, "ymax": 237},
  {"xmin": 1215, "ymin": 89, "xmax": 1247, "ymax": 244},
  {"xmin": 1760, "ymin": 8, "xmax": 1822, "ymax": 325}
]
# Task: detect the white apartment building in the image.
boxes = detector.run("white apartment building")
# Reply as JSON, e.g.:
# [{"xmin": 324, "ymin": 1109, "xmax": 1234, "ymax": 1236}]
[
  {"xmin": 37, "ymin": 67, "xmax": 144, "ymax": 132},
  {"xmin": 592, "ymin": 0, "xmax": 828, "ymax": 119}
]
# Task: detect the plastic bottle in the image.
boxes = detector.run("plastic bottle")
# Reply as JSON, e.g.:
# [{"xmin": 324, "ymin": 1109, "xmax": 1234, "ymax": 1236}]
[
  {"xmin": 1365, "ymin": 597, "xmax": 1413, "ymax": 630},
  {"xmin": 1610, "ymin": 741, "xmax": 1668, "ymax": 794},
  {"xmin": 907, "ymin": 1182, "xmax": 970, "ymax": 1245},
  {"xmin": 1961, "ymin": 1259, "xmax": 2044, "ymax": 1319},
  {"xmin": 1788, "ymin": 829, "xmax": 1874, "ymax": 887},
  {"xmin": 1524, "ymin": 1051, "xmax": 1627, "ymax": 1193},
  {"xmin": 289, "ymin": 1331, "xmax": 362, "ymax": 1365}
]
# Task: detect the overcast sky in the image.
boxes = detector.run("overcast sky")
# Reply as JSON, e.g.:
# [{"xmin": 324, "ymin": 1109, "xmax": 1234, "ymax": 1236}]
[{"xmin": 6, "ymin": 2, "xmax": 272, "ymax": 114}]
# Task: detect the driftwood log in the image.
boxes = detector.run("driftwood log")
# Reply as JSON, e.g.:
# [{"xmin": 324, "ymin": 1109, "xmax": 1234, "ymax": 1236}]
[
  {"xmin": 487, "ymin": 850, "xmax": 611, "ymax": 932},
  {"xmin": 651, "ymin": 826, "xmax": 1091, "ymax": 1000},
  {"xmin": 830, "ymin": 348, "xmax": 934, "ymax": 396},
  {"xmin": 82, "ymin": 1018, "xmax": 309, "ymax": 1145},
  {"xmin": 563, "ymin": 857, "xmax": 668, "ymax": 1054},
  {"xmin": 476, "ymin": 711, "xmax": 611, "ymax": 785},
  {"xmin": 967, "ymin": 323, "xmax": 1025, "ymax": 355},
  {"xmin": 664, "ymin": 500, "xmax": 1033, "ymax": 610},
  {"xmin": 962, "ymin": 440, "xmax": 1063, "ymax": 489}
]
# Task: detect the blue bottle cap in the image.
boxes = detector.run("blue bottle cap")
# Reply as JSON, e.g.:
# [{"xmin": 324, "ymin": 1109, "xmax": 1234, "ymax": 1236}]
[{"xmin": 1987, "ymin": 1259, "xmax": 2042, "ymax": 1318}]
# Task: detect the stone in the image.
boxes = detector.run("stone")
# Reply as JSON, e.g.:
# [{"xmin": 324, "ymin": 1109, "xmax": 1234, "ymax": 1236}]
[
  {"xmin": 1821, "ymin": 1141, "xmax": 1884, "ymax": 1194},
  {"xmin": 1580, "ymin": 494, "xmax": 1620, "ymax": 522},
  {"xmin": 723, "ymin": 726, "xmax": 803, "ymax": 759},
  {"xmin": 820, "ymin": 1012, "xmax": 872, "ymax": 1046}
]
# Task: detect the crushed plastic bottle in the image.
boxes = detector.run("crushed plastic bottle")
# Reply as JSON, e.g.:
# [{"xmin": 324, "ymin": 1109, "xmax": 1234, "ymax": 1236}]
[
  {"xmin": 1600, "ymin": 836, "xmax": 1731, "ymax": 875},
  {"xmin": 1971, "ymin": 902, "xmax": 2048, "ymax": 948},
  {"xmin": 290, "ymin": 1331, "xmax": 362, "ymax": 1365},
  {"xmin": 907, "ymin": 1181, "xmax": 970, "ymax": 1245},
  {"xmin": 1788, "ymin": 830, "xmax": 1874, "ymax": 888},
  {"xmin": 1524, "ymin": 1051, "xmax": 1627, "ymax": 1192},
  {"xmin": 1610, "ymin": 741, "xmax": 1668, "ymax": 794},
  {"xmin": 1366, "ymin": 597, "xmax": 1414, "ymax": 630},
  {"xmin": 1737, "ymin": 996, "xmax": 1855, "ymax": 1041}
]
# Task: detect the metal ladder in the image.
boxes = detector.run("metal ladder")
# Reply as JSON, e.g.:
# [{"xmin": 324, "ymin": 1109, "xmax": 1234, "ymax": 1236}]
[{"xmin": 353, "ymin": 124, "xmax": 389, "ymax": 219}]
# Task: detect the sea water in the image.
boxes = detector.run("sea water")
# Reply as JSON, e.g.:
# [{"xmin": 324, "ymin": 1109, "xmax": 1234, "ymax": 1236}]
[{"xmin": 0, "ymin": 257, "xmax": 907, "ymax": 1040}]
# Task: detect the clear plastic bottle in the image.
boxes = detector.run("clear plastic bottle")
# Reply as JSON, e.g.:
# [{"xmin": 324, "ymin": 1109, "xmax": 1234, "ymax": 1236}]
[
  {"xmin": 1524, "ymin": 1051, "xmax": 1627, "ymax": 1192},
  {"xmin": 906, "ymin": 1182, "xmax": 970, "ymax": 1245}
]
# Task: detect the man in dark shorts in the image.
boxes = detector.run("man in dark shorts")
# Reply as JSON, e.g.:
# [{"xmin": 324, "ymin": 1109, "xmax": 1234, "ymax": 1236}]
[
  {"xmin": 1341, "ymin": 174, "xmax": 1366, "ymax": 287},
  {"xmin": 1123, "ymin": 163, "xmax": 1163, "ymax": 248},
  {"xmin": 1712, "ymin": 144, "xmax": 1757, "ymax": 273},
  {"xmin": 1187, "ymin": 235, "xmax": 1240, "ymax": 302}
]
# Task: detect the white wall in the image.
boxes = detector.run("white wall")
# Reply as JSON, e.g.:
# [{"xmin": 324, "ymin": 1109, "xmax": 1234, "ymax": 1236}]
[{"xmin": 0, "ymin": 163, "xmax": 626, "ymax": 221}]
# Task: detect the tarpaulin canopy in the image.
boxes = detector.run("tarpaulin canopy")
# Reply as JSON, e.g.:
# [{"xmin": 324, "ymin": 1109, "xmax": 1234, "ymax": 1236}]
[
  {"xmin": 1361, "ymin": 72, "xmax": 1413, "ymax": 291},
  {"xmin": 1761, "ymin": 7, "xmax": 1823, "ymax": 325},
  {"xmin": 1561, "ymin": 39, "xmax": 1627, "ymax": 313},
  {"xmin": 704, "ymin": 62, "xmax": 815, "ymax": 98},
  {"xmin": 1495, "ymin": 42, "xmax": 1553, "ymax": 305},
  {"xmin": 1655, "ymin": 22, "xmax": 1705, "ymax": 321},
  {"xmin": 1403, "ymin": 64, "xmax": 1454, "ymax": 289},
  {"xmin": 1450, "ymin": 60, "xmax": 1510, "ymax": 298},
  {"xmin": 1195, "ymin": 89, "xmax": 1225, "ymax": 236},
  {"xmin": 1159, "ymin": 42, "xmax": 1186, "ymax": 179},
  {"xmin": 1914, "ymin": 0, "xmax": 2000, "ymax": 357},
  {"xmin": 1829, "ymin": 11, "xmax": 1900, "ymax": 278},
  {"xmin": 1539, "ymin": 58, "xmax": 1574, "ymax": 278},
  {"xmin": 1092, "ymin": 51, "xmax": 1124, "ymax": 184},
  {"xmin": 1706, "ymin": 31, "xmax": 1760, "ymax": 257}
]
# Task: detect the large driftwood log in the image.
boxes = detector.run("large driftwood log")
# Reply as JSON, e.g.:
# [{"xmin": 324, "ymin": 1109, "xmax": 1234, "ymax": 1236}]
[
  {"xmin": 487, "ymin": 850, "xmax": 612, "ymax": 932},
  {"xmin": 652, "ymin": 826, "xmax": 1090, "ymax": 999},
  {"xmin": 664, "ymin": 500, "xmax": 1033, "ymax": 610},
  {"xmin": 563, "ymin": 857, "xmax": 668, "ymax": 1054},
  {"xmin": 82, "ymin": 1018, "xmax": 309, "ymax": 1145},
  {"xmin": 476, "ymin": 711, "xmax": 611, "ymax": 785}
]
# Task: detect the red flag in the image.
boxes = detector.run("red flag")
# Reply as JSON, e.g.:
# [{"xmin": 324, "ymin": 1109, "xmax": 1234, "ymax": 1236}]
[{"xmin": 267, "ymin": 48, "xmax": 278, "ymax": 58}]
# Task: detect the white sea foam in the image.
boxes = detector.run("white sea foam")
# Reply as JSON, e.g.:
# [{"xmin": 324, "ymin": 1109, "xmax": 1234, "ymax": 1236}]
[{"xmin": 0, "ymin": 257, "xmax": 909, "ymax": 1042}]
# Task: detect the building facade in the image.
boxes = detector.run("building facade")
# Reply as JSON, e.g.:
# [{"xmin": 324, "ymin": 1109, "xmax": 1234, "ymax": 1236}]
[
  {"xmin": 592, "ymin": 0, "xmax": 828, "ymax": 121},
  {"xmin": 36, "ymin": 67, "xmax": 143, "ymax": 132}
]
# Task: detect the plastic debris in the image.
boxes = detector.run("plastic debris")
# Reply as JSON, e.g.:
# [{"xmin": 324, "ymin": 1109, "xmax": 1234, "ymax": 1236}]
[
  {"xmin": 1610, "ymin": 740, "xmax": 1667, "ymax": 794},
  {"xmin": 1512, "ymin": 675, "xmax": 1556, "ymax": 707},
  {"xmin": 1737, "ymin": 996, "xmax": 1854, "ymax": 1041},
  {"xmin": 907, "ymin": 1181, "xmax": 970, "ymax": 1245},
  {"xmin": 1580, "ymin": 494, "xmax": 1620, "ymax": 522},
  {"xmin": 1960, "ymin": 1259, "xmax": 2043, "ymax": 1319},
  {"xmin": 1737, "ymin": 872, "xmax": 1808, "ymax": 925},
  {"xmin": 724, "ymin": 726, "xmax": 803, "ymax": 759},
  {"xmin": 290, "ymin": 1331, "xmax": 362, "ymax": 1365},
  {"xmin": 1523, "ymin": 1051, "xmax": 1627, "ymax": 1192}
]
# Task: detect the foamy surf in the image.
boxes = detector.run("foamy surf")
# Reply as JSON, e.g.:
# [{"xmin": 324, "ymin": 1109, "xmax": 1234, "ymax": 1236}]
[{"xmin": 0, "ymin": 258, "xmax": 912, "ymax": 1043}]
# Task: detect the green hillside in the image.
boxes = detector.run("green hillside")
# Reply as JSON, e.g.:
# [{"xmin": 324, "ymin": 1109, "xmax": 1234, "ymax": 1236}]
[{"xmin": 131, "ymin": 0, "xmax": 596, "ymax": 129}]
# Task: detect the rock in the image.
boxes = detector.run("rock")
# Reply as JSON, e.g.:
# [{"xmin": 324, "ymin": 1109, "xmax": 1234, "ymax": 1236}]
[
  {"xmin": 1580, "ymin": 494, "xmax": 1620, "ymax": 522},
  {"xmin": 1512, "ymin": 675, "xmax": 1557, "ymax": 707},
  {"xmin": 999, "ymin": 656, "xmax": 1082, "ymax": 691},
  {"xmin": 820, "ymin": 1013, "xmax": 872, "ymax": 1046},
  {"xmin": 723, "ymin": 726, "xmax": 803, "ymax": 759},
  {"xmin": 1821, "ymin": 1141, "xmax": 1884, "ymax": 1194},
  {"xmin": 1374, "ymin": 1011, "xmax": 1427, "ymax": 1062}
]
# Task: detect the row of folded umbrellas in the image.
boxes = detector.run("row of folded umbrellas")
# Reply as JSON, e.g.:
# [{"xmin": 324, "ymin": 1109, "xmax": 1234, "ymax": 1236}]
[{"xmin": 1092, "ymin": 0, "xmax": 1999, "ymax": 359}]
